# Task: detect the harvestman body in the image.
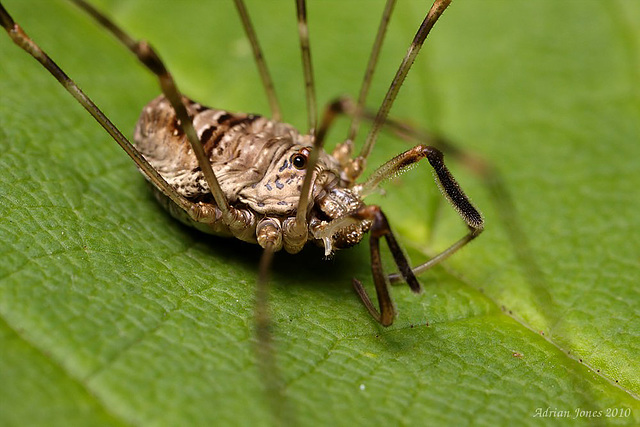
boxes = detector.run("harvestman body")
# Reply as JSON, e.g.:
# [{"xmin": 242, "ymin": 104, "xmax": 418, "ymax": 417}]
[{"xmin": 0, "ymin": 0, "xmax": 483, "ymax": 326}]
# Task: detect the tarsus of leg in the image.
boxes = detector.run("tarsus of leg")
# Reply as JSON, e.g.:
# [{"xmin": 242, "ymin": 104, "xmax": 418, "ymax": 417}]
[
  {"xmin": 358, "ymin": 0, "xmax": 451, "ymax": 162},
  {"xmin": 69, "ymin": 0, "xmax": 237, "ymax": 222},
  {"xmin": 233, "ymin": 0, "xmax": 282, "ymax": 121},
  {"xmin": 0, "ymin": 3, "xmax": 196, "ymax": 215}
]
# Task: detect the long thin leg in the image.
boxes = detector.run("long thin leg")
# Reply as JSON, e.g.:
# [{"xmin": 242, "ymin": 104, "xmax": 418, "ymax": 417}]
[
  {"xmin": 0, "ymin": 3, "xmax": 200, "ymax": 217},
  {"xmin": 68, "ymin": 0, "xmax": 248, "ymax": 230},
  {"xmin": 348, "ymin": 112, "xmax": 546, "ymax": 287},
  {"xmin": 340, "ymin": 0, "xmax": 396, "ymax": 165},
  {"xmin": 360, "ymin": 145, "xmax": 483, "ymax": 280},
  {"xmin": 233, "ymin": 0, "xmax": 282, "ymax": 121},
  {"xmin": 295, "ymin": 0, "xmax": 317, "ymax": 135},
  {"xmin": 252, "ymin": 217, "xmax": 297, "ymax": 424},
  {"xmin": 351, "ymin": 146, "xmax": 481, "ymax": 326},
  {"xmin": 255, "ymin": 245, "xmax": 275, "ymax": 373},
  {"xmin": 352, "ymin": 205, "xmax": 421, "ymax": 326},
  {"xmin": 254, "ymin": 242, "xmax": 296, "ymax": 425},
  {"xmin": 358, "ymin": 0, "xmax": 451, "ymax": 165},
  {"xmin": 319, "ymin": 0, "xmax": 396, "ymax": 182},
  {"xmin": 283, "ymin": 0, "xmax": 324, "ymax": 253},
  {"xmin": 315, "ymin": 99, "xmax": 346, "ymax": 157},
  {"xmin": 317, "ymin": 0, "xmax": 396, "ymax": 159}
]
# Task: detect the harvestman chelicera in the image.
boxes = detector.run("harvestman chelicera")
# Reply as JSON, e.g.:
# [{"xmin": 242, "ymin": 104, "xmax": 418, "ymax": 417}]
[{"xmin": 0, "ymin": 0, "xmax": 483, "ymax": 327}]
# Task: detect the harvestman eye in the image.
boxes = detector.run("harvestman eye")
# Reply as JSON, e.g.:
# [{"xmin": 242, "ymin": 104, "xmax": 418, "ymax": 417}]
[{"xmin": 291, "ymin": 153, "xmax": 308, "ymax": 170}]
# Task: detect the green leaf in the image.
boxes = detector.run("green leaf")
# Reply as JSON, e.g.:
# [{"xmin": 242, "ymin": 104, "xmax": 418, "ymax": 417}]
[{"xmin": 1, "ymin": 0, "xmax": 639, "ymax": 425}]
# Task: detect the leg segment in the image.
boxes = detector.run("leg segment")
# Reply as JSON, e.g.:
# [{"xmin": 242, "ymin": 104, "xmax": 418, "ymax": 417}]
[
  {"xmin": 254, "ymin": 239, "xmax": 296, "ymax": 425},
  {"xmin": 0, "ymin": 3, "xmax": 195, "ymax": 216},
  {"xmin": 352, "ymin": 146, "xmax": 482, "ymax": 326},
  {"xmin": 359, "ymin": 0, "xmax": 451, "ymax": 163},
  {"xmin": 254, "ymin": 221, "xmax": 297, "ymax": 424},
  {"xmin": 233, "ymin": 0, "xmax": 282, "ymax": 121},
  {"xmin": 359, "ymin": 145, "xmax": 483, "ymax": 285},
  {"xmin": 314, "ymin": 96, "xmax": 542, "ymax": 288},
  {"xmin": 68, "ymin": 0, "xmax": 253, "ymax": 233},
  {"xmin": 280, "ymin": 0, "xmax": 320, "ymax": 253},
  {"xmin": 315, "ymin": 0, "xmax": 396, "ymax": 154},
  {"xmin": 353, "ymin": 205, "xmax": 422, "ymax": 326},
  {"xmin": 352, "ymin": 205, "xmax": 422, "ymax": 326}
]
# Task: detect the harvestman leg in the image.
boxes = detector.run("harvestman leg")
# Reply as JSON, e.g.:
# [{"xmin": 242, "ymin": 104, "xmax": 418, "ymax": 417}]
[
  {"xmin": 0, "ymin": 3, "xmax": 197, "ymax": 217},
  {"xmin": 321, "ymin": 96, "xmax": 542, "ymax": 287},
  {"xmin": 1, "ymin": 2, "xmax": 292, "ymax": 421},
  {"xmin": 276, "ymin": 0, "xmax": 321, "ymax": 254},
  {"xmin": 233, "ymin": 0, "xmax": 282, "ymax": 122},
  {"xmin": 351, "ymin": 205, "xmax": 422, "ymax": 326},
  {"xmin": 351, "ymin": 145, "xmax": 484, "ymax": 326},
  {"xmin": 1, "ymin": 0, "xmax": 263, "ymax": 234},
  {"xmin": 319, "ymin": 0, "xmax": 397, "ymax": 179},
  {"xmin": 325, "ymin": 0, "xmax": 467, "ymax": 324},
  {"xmin": 67, "ymin": 0, "xmax": 265, "ymax": 237}
]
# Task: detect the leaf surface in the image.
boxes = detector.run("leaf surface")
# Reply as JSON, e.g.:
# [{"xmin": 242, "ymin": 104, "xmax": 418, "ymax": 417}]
[{"xmin": 1, "ymin": 0, "xmax": 638, "ymax": 425}]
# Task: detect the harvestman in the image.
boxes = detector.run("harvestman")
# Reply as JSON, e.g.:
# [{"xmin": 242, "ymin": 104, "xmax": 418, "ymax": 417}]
[{"xmin": 0, "ymin": 0, "xmax": 483, "ymax": 327}]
